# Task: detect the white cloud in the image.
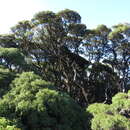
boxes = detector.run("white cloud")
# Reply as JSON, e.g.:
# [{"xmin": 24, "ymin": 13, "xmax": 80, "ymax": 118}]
[{"xmin": 0, "ymin": 0, "xmax": 49, "ymax": 34}]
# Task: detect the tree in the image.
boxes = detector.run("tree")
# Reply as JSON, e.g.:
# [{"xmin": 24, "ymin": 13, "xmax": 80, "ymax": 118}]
[
  {"xmin": 84, "ymin": 24, "xmax": 111, "ymax": 62},
  {"xmin": 11, "ymin": 9, "xmax": 91, "ymax": 106},
  {"xmin": 10, "ymin": 9, "xmax": 130, "ymax": 106},
  {"xmin": 83, "ymin": 23, "xmax": 130, "ymax": 102},
  {"xmin": 0, "ymin": 34, "xmax": 17, "ymax": 48},
  {"xmin": 0, "ymin": 66, "xmax": 15, "ymax": 97},
  {"xmin": 0, "ymin": 72, "xmax": 88, "ymax": 130},
  {"xmin": 91, "ymin": 113, "xmax": 130, "ymax": 130},
  {"xmin": 11, "ymin": 20, "xmax": 33, "ymax": 53},
  {"xmin": 0, "ymin": 48, "xmax": 27, "ymax": 71},
  {"xmin": 108, "ymin": 24, "xmax": 130, "ymax": 92},
  {"xmin": 87, "ymin": 91, "xmax": 130, "ymax": 130},
  {"xmin": 86, "ymin": 63, "xmax": 119, "ymax": 103}
]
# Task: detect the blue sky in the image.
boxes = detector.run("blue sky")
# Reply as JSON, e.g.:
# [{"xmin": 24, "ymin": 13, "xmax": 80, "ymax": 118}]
[{"xmin": 0, "ymin": 0, "xmax": 130, "ymax": 33}]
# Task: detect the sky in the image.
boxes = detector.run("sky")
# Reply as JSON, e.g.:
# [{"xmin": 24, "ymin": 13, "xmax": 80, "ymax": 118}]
[{"xmin": 0, "ymin": 0, "xmax": 130, "ymax": 34}]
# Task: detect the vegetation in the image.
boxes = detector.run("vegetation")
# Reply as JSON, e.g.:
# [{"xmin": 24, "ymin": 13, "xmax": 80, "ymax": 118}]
[
  {"xmin": 0, "ymin": 71, "xmax": 87, "ymax": 129},
  {"xmin": 0, "ymin": 9, "xmax": 129, "ymax": 129},
  {"xmin": 0, "ymin": 117, "xmax": 21, "ymax": 130},
  {"xmin": 87, "ymin": 91, "xmax": 130, "ymax": 130}
]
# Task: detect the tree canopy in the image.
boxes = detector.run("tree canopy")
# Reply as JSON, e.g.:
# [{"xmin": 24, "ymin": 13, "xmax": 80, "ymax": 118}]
[
  {"xmin": 87, "ymin": 91, "xmax": 130, "ymax": 130},
  {"xmin": 0, "ymin": 72, "xmax": 87, "ymax": 130},
  {"xmin": 0, "ymin": 8, "xmax": 129, "ymax": 130}
]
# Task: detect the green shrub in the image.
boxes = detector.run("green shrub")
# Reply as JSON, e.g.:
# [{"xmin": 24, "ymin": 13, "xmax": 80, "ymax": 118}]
[
  {"xmin": 0, "ymin": 72, "xmax": 53, "ymax": 116},
  {"xmin": 87, "ymin": 91, "xmax": 130, "ymax": 130},
  {"xmin": 0, "ymin": 72, "xmax": 87, "ymax": 130},
  {"xmin": 87, "ymin": 103, "xmax": 110, "ymax": 116},
  {"xmin": 91, "ymin": 113, "xmax": 130, "ymax": 130},
  {"xmin": 31, "ymin": 88, "xmax": 87, "ymax": 130},
  {"xmin": 0, "ymin": 117, "xmax": 21, "ymax": 130},
  {"xmin": 112, "ymin": 93, "xmax": 128, "ymax": 102},
  {"xmin": 110, "ymin": 92, "xmax": 130, "ymax": 113}
]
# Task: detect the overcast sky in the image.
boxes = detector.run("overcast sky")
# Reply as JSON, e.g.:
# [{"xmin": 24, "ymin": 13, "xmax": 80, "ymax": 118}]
[{"xmin": 0, "ymin": 0, "xmax": 130, "ymax": 34}]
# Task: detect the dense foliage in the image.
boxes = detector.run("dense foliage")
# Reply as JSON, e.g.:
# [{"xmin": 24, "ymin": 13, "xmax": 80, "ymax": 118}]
[
  {"xmin": 87, "ymin": 91, "xmax": 130, "ymax": 130},
  {"xmin": 0, "ymin": 9, "xmax": 129, "ymax": 130},
  {"xmin": 0, "ymin": 66, "xmax": 15, "ymax": 97},
  {"xmin": 0, "ymin": 117, "xmax": 21, "ymax": 130},
  {"xmin": 0, "ymin": 71, "xmax": 87, "ymax": 130}
]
